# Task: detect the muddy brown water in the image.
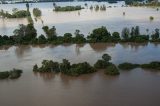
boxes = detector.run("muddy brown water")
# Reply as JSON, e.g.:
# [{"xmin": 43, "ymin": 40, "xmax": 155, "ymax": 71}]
[{"xmin": 0, "ymin": 43, "xmax": 160, "ymax": 106}]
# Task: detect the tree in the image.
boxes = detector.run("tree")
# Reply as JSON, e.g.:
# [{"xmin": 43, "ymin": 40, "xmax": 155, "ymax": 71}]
[
  {"xmin": 33, "ymin": 8, "xmax": 42, "ymax": 17},
  {"xmin": 105, "ymin": 64, "xmax": 120, "ymax": 75},
  {"xmin": 151, "ymin": 28, "xmax": 159, "ymax": 40},
  {"xmin": 112, "ymin": 32, "xmax": 120, "ymax": 41},
  {"xmin": 42, "ymin": 26, "xmax": 57, "ymax": 40},
  {"xmin": 87, "ymin": 26, "xmax": 111, "ymax": 42},
  {"xmin": 118, "ymin": 62, "xmax": 140, "ymax": 70},
  {"xmin": 38, "ymin": 34, "xmax": 47, "ymax": 44},
  {"xmin": 33, "ymin": 64, "xmax": 38, "ymax": 72},
  {"xmin": 130, "ymin": 27, "xmax": 135, "ymax": 36},
  {"xmin": 135, "ymin": 26, "xmax": 140, "ymax": 36},
  {"xmin": 12, "ymin": 8, "xmax": 18, "ymax": 14},
  {"xmin": 102, "ymin": 53, "xmax": 111, "ymax": 62},
  {"xmin": 94, "ymin": 59, "xmax": 107, "ymax": 69},
  {"xmin": 13, "ymin": 24, "xmax": 37, "ymax": 43},
  {"xmin": 74, "ymin": 30, "xmax": 86, "ymax": 43},
  {"xmin": 63, "ymin": 33, "xmax": 72, "ymax": 43},
  {"xmin": 26, "ymin": 2, "xmax": 29, "ymax": 10},
  {"xmin": 122, "ymin": 27, "xmax": 130, "ymax": 40},
  {"xmin": 60, "ymin": 59, "xmax": 71, "ymax": 73}
]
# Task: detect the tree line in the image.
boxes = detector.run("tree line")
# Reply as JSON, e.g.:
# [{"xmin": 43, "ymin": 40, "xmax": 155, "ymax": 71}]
[
  {"xmin": 118, "ymin": 61, "xmax": 160, "ymax": 71},
  {"xmin": 53, "ymin": 5, "xmax": 84, "ymax": 12},
  {"xmin": 33, "ymin": 53, "xmax": 120, "ymax": 76},
  {"xmin": 33, "ymin": 53, "xmax": 160, "ymax": 77},
  {"xmin": 1, "ymin": 53, "xmax": 160, "ymax": 80},
  {"xmin": 0, "ymin": 24, "xmax": 160, "ymax": 46}
]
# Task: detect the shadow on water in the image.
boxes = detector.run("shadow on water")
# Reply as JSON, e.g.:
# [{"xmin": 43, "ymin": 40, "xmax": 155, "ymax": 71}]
[
  {"xmin": 75, "ymin": 43, "xmax": 85, "ymax": 55},
  {"xmin": 119, "ymin": 42, "xmax": 148, "ymax": 51},
  {"xmin": 33, "ymin": 70, "xmax": 120, "ymax": 86},
  {"xmin": 89, "ymin": 43, "xmax": 116, "ymax": 52}
]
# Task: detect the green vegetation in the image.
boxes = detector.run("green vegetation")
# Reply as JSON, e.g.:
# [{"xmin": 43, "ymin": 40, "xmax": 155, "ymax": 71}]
[
  {"xmin": 118, "ymin": 61, "xmax": 160, "ymax": 71},
  {"xmin": 0, "ymin": 3, "xmax": 33, "ymax": 24},
  {"xmin": 151, "ymin": 28, "xmax": 160, "ymax": 41},
  {"xmin": 118, "ymin": 62, "xmax": 140, "ymax": 70},
  {"xmin": 94, "ymin": 54, "xmax": 120, "ymax": 75},
  {"xmin": 141, "ymin": 61, "xmax": 160, "ymax": 70},
  {"xmin": 0, "ymin": 71, "xmax": 9, "ymax": 79},
  {"xmin": 27, "ymin": 16, "xmax": 34, "ymax": 24},
  {"xmin": 87, "ymin": 26, "xmax": 112, "ymax": 42},
  {"xmin": 33, "ymin": 59, "xmax": 95, "ymax": 76},
  {"xmin": 0, "ymin": 9, "xmax": 30, "ymax": 18},
  {"xmin": 105, "ymin": 64, "xmax": 120, "ymax": 75},
  {"xmin": 0, "ymin": 25, "xmax": 160, "ymax": 46},
  {"xmin": 150, "ymin": 16, "xmax": 154, "ymax": 21},
  {"xmin": 33, "ymin": 8, "xmax": 42, "ymax": 17},
  {"xmin": 100, "ymin": 5, "xmax": 106, "ymax": 11},
  {"xmin": 0, "ymin": 69, "xmax": 23, "ymax": 79},
  {"xmin": 90, "ymin": 5, "xmax": 93, "ymax": 10},
  {"xmin": 33, "ymin": 53, "xmax": 120, "ymax": 76},
  {"xmin": 95, "ymin": 5, "xmax": 99, "ymax": 11},
  {"xmin": 54, "ymin": 6, "xmax": 84, "ymax": 12},
  {"xmin": 126, "ymin": 0, "xmax": 160, "ymax": 7},
  {"xmin": 13, "ymin": 24, "xmax": 37, "ymax": 44},
  {"xmin": 94, "ymin": 54, "xmax": 111, "ymax": 69}
]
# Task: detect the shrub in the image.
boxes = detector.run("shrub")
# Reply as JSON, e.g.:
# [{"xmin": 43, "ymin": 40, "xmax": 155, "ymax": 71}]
[
  {"xmin": 0, "ymin": 71, "xmax": 10, "ymax": 79},
  {"xmin": 94, "ymin": 60, "xmax": 108, "ymax": 69},
  {"xmin": 33, "ymin": 8, "xmax": 42, "ymax": 17},
  {"xmin": 141, "ymin": 61, "xmax": 160, "ymax": 70},
  {"xmin": 0, "ymin": 69, "xmax": 23, "ymax": 80},
  {"xmin": 118, "ymin": 62, "xmax": 140, "ymax": 70},
  {"xmin": 54, "ymin": 6, "xmax": 83, "ymax": 12},
  {"xmin": 105, "ymin": 64, "xmax": 120, "ymax": 75}
]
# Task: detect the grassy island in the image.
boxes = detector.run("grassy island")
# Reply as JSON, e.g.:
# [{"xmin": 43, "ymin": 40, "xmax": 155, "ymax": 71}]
[{"xmin": 54, "ymin": 6, "xmax": 84, "ymax": 12}]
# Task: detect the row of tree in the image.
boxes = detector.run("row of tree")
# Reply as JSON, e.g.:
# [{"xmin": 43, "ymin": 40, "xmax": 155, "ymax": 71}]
[
  {"xmin": 118, "ymin": 61, "xmax": 160, "ymax": 71},
  {"xmin": 33, "ymin": 54, "xmax": 119, "ymax": 76},
  {"xmin": 90, "ymin": 5, "xmax": 107, "ymax": 11},
  {"xmin": 0, "ymin": 9, "xmax": 30, "ymax": 18},
  {"xmin": 54, "ymin": 6, "xmax": 84, "ymax": 12},
  {"xmin": 33, "ymin": 53, "xmax": 160, "ymax": 77},
  {"xmin": 0, "ymin": 25, "xmax": 160, "ymax": 46}
]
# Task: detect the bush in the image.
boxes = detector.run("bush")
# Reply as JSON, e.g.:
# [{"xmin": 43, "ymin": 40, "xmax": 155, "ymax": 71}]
[
  {"xmin": 33, "ymin": 59, "xmax": 96, "ymax": 76},
  {"xmin": 105, "ymin": 64, "xmax": 120, "ymax": 75},
  {"xmin": 141, "ymin": 61, "xmax": 160, "ymax": 70},
  {"xmin": 94, "ymin": 59, "xmax": 109, "ymax": 69},
  {"xmin": 0, "ymin": 69, "xmax": 23, "ymax": 80},
  {"xmin": 118, "ymin": 62, "xmax": 140, "ymax": 70},
  {"xmin": 0, "ymin": 9, "xmax": 30, "ymax": 18},
  {"xmin": 150, "ymin": 16, "xmax": 154, "ymax": 21},
  {"xmin": 9, "ymin": 69, "xmax": 23, "ymax": 79},
  {"xmin": 0, "ymin": 71, "xmax": 10, "ymax": 79},
  {"xmin": 54, "ymin": 6, "xmax": 83, "ymax": 12},
  {"xmin": 33, "ymin": 8, "xmax": 42, "ymax": 17},
  {"xmin": 68, "ymin": 62, "xmax": 96, "ymax": 76}
]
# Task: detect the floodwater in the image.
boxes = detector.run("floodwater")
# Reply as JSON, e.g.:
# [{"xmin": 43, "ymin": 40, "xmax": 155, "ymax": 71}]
[
  {"xmin": 0, "ymin": 43, "xmax": 160, "ymax": 106},
  {"xmin": 0, "ymin": 1, "xmax": 160, "ymax": 36},
  {"xmin": 1, "ymin": 1, "xmax": 160, "ymax": 106}
]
